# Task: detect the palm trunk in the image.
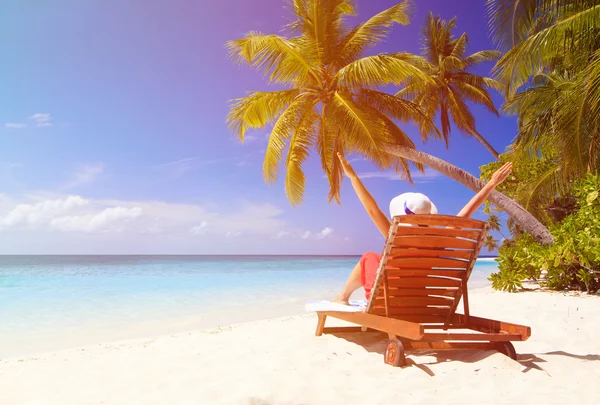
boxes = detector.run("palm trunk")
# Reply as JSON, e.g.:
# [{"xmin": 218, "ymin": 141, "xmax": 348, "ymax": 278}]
[
  {"xmin": 384, "ymin": 144, "xmax": 554, "ymax": 245},
  {"xmin": 470, "ymin": 130, "xmax": 500, "ymax": 159}
]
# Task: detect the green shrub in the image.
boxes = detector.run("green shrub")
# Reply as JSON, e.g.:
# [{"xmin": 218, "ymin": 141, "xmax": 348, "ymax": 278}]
[{"xmin": 489, "ymin": 173, "xmax": 600, "ymax": 292}]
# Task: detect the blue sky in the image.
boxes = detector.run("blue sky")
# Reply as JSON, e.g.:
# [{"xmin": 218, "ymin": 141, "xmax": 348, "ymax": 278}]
[{"xmin": 0, "ymin": 0, "xmax": 516, "ymax": 254}]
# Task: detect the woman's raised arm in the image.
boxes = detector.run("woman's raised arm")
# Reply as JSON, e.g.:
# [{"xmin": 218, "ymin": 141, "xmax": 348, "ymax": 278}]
[
  {"xmin": 338, "ymin": 153, "xmax": 391, "ymax": 238},
  {"xmin": 457, "ymin": 162, "xmax": 513, "ymax": 218}
]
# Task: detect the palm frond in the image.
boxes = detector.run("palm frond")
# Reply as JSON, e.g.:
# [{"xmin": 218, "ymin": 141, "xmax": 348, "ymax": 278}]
[
  {"xmin": 441, "ymin": 55, "xmax": 466, "ymax": 72},
  {"xmin": 506, "ymin": 66, "xmax": 598, "ymax": 181},
  {"xmin": 582, "ymin": 50, "xmax": 600, "ymax": 132},
  {"xmin": 335, "ymin": 1, "xmax": 412, "ymax": 65},
  {"xmin": 463, "ymin": 50, "xmax": 502, "ymax": 68},
  {"xmin": 316, "ymin": 105, "xmax": 337, "ymax": 186},
  {"xmin": 286, "ymin": 0, "xmax": 356, "ymax": 65},
  {"xmin": 285, "ymin": 0, "xmax": 357, "ymax": 33},
  {"xmin": 524, "ymin": 164, "xmax": 561, "ymax": 213},
  {"xmin": 226, "ymin": 32, "xmax": 321, "ymax": 85},
  {"xmin": 373, "ymin": 109, "xmax": 420, "ymax": 182},
  {"xmin": 327, "ymin": 135, "xmax": 346, "ymax": 203},
  {"xmin": 263, "ymin": 96, "xmax": 315, "ymax": 183},
  {"xmin": 330, "ymin": 92, "xmax": 392, "ymax": 166},
  {"xmin": 337, "ymin": 53, "xmax": 432, "ymax": 88},
  {"xmin": 394, "ymin": 79, "xmax": 434, "ymax": 100},
  {"xmin": 336, "ymin": 0, "xmax": 357, "ymax": 15},
  {"xmin": 453, "ymin": 72, "xmax": 504, "ymax": 92},
  {"xmin": 501, "ymin": 81, "xmax": 560, "ymax": 117},
  {"xmin": 357, "ymin": 89, "xmax": 441, "ymax": 141},
  {"xmin": 582, "ymin": 51, "xmax": 600, "ymax": 171},
  {"xmin": 486, "ymin": 0, "xmax": 537, "ymax": 51},
  {"xmin": 227, "ymin": 89, "xmax": 300, "ymax": 140},
  {"xmin": 449, "ymin": 32, "xmax": 469, "ymax": 60},
  {"xmin": 551, "ymin": 77, "xmax": 591, "ymax": 175},
  {"xmin": 446, "ymin": 86, "xmax": 477, "ymax": 135},
  {"xmin": 284, "ymin": 100, "xmax": 319, "ymax": 205},
  {"xmin": 451, "ymin": 80, "xmax": 499, "ymax": 116},
  {"xmin": 439, "ymin": 101, "xmax": 451, "ymax": 145},
  {"xmin": 493, "ymin": 3, "xmax": 600, "ymax": 95},
  {"xmin": 423, "ymin": 12, "xmax": 442, "ymax": 64}
]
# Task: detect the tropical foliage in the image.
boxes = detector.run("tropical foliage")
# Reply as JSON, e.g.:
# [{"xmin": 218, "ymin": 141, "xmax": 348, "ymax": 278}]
[
  {"xmin": 482, "ymin": 1, "xmax": 600, "ymax": 292},
  {"xmin": 397, "ymin": 14, "xmax": 503, "ymax": 158},
  {"xmin": 489, "ymin": 173, "xmax": 600, "ymax": 293},
  {"xmin": 226, "ymin": 0, "xmax": 440, "ymax": 205},
  {"xmin": 481, "ymin": 153, "xmax": 561, "ymax": 226}
]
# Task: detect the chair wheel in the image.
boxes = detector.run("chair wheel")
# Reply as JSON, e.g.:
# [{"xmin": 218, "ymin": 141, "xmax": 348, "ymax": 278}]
[
  {"xmin": 496, "ymin": 342, "xmax": 517, "ymax": 360},
  {"xmin": 384, "ymin": 339, "xmax": 406, "ymax": 367}
]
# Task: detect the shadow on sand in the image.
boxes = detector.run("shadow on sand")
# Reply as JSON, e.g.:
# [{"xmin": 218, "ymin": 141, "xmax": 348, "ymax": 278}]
[{"xmin": 329, "ymin": 331, "xmax": 599, "ymax": 377}]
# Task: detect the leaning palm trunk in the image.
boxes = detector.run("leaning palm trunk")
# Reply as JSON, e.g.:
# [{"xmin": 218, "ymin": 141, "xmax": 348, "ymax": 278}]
[
  {"xmin": 470, "ymin": 130, "xmax": 500, "ymax": 159},
  {"xmin": 384, "ymin": 144, "xmax": 554, "ymax": 244}
]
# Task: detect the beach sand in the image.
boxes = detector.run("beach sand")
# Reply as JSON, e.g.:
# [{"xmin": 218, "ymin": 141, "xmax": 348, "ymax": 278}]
[{"xmin": 1, "ymin": 287, "xmax": 598, "ymax": 405}]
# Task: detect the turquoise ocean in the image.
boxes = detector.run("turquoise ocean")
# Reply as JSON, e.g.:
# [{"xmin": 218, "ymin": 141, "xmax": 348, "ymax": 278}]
[{"xmin": 0, "ymin": 255, "xmax": 498, "ymax": 357}]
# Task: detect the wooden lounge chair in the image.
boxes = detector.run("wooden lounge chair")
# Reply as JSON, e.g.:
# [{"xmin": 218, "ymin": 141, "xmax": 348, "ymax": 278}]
[{"xmin": 315, "ymin": 215, "xmax": 531, "ymax": 367}]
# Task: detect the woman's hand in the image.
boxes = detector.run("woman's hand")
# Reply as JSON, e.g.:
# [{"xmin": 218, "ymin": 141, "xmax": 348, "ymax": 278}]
[
  {"xmin": 337, "ymin": 152, "xmax": 357, "ymax": 179},
  {"xmin": 489, "ymin": 162, "xmax": 513, "ymax": 186},
  {"xmin": 457, "ymin": 162, "xmax": 513, "ymax": 218}
]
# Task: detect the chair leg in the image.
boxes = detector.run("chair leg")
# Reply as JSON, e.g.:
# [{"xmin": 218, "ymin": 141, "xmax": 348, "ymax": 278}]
[{"xmin": 315, "ymin": 314, "xmax": 327, "ymax": 336}]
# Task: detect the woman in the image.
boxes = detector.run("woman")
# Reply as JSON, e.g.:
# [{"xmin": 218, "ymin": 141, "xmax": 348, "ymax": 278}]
[{"xmin": 332, "ymin": 153, "xmax": 513, "ymax": 304}]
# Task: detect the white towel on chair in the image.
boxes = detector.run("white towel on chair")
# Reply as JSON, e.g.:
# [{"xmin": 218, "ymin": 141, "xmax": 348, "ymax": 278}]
[{"xmin": 304, "ymin": 300, "xmax": 367, "ymax": 313}]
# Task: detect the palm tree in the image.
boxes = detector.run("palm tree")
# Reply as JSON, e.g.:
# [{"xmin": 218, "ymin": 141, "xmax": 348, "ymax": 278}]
[
  {"xmin": 487, "ymin": 0, "xmax": 600, "ymax": 174},
  {"xmin": 397, "ymin": 14, "xmax": 503, "ymax": 158},
  {"xmin": 487, "ymin": 0, "xmax": 600, "ymax": 96},
  {"xmin": 227, "ymin": 0, "xmax": 439, "ymax": 205},
  {"xmin": 484, "ymin": 234, "xmax": 499, "ymax": 252},
  {"xmin": 486, "ymin": 213, "xmax": 508, "ymax": 239},
  {"xmin": 502, "ymin": 65, "xmax": 600, "ymax": 183},
  {"xmin": 485, "ymin": 1, "xmax": 600, "ymax": 229},
  {"xmin": 226, "ymin": 0, "xmax": 554, "ymax": 245}
]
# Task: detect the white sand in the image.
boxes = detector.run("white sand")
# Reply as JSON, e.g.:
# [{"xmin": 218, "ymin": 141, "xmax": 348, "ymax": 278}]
[{"xmin": 1, "ymin": 288, "xmax": 599, "ymax": 405}]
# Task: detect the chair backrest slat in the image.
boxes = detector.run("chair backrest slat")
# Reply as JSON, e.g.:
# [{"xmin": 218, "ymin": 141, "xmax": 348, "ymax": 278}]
[{"xmin": 365, "ymin": 215, "xmax": 489, "ymax": 326}]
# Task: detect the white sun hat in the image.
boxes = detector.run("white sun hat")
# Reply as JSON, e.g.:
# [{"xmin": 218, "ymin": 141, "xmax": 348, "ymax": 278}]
[{"xmin": 389, "ymin": 192, "xmax": 438, "ymax": 218}]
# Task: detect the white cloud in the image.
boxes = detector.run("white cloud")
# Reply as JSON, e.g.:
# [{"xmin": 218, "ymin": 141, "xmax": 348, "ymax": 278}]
[
  {"xmin": 357, "ymin": 172, "xmax": 403, "ymax": 180},
  {"xmin": 63, "ymin": 164, "xmax": 103, "ymax": 189},
  {"xmin": 0, "ymin": 196, "xmax": 88, "ymax": 229},
  {"xmin": 301, "ymin": 231, "xmax": 311, "ymax": 239},
  {"xmin": 158, "ymin": 157, "xmax": 199, "ymax": 178},
  {"xmin": 29, "ymin": 113, "xmax": 53, "ymax": 127},
  {"xmin": 53, "ymin": 197, "xmax": 283, "ymax": 238},
  {"xmin": 190, "ymin": 221, "xmax": 209, "ymax": 236},
  {"xmin": 30, "ymin": 113, "xmax": 51, "ymax": 121},
  {"xmin": 316, "ymin": 227, "xmax": 334, "ymax": 239},
  {"xmin": 0, "ymin": 162, "xmax": 24, "ymax": 173},
  {"xmin": 274, "ymin": 230, "xmax": 290, "ymax": 239},
  {"xmin": 50, "ymin": 206, "xmax": 142, "ymax": 233},
  {"xmin": 5, "ymin": 122, "xmax": 26, "ymax": 129},
  {"xmin": 141, "ymin": 224, "xmax": 163, "ymax": 234},
  {"xmin": 0, "ymin": 194, "xmax": 295, "ymax": 253},
  {"xmin": 348, "ymin": 156, "xmax": 365, "ymax": 163},
  {"xmin": 0, "ymin": 195, "xmax": 143, "ymax": 234},
  {"xmin": 344, "ymin": 236, "xmax": 351, "ymax": 241},
  {"xmin": 157, "ymin": 157, "xmax": 229, "ymax": 179},
  {"xmin": 356, "ymin": 168, "xmax": 441, "ymax": 183}
]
